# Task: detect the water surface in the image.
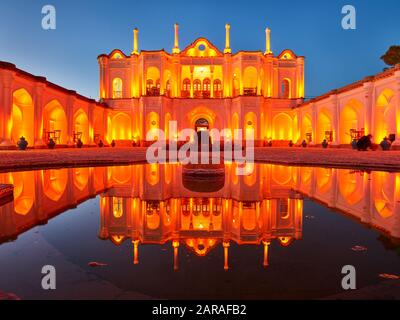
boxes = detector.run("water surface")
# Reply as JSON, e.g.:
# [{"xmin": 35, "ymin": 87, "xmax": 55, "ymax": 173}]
[{"xmin": 0, "ymin": 163, "xmax": 399, "ymax": 299}]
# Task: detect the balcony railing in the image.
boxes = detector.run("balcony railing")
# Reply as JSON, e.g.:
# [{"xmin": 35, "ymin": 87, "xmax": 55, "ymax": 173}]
[
  {"xmin": 112, "ymin": 91, "xmax": 123, "ymax": 99},
  {"xmin": 146, "ymin": 87, "xmax": 160, "ymax": 96},
  {"xmin": 243, "ymin": 87, "xmax": 257, "ymax": 96}
]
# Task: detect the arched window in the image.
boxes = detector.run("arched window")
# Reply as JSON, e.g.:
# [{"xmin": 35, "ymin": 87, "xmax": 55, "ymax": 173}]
[
  {"xmin": 112, "ymin": 78, "xmax": 123, "ymax": 99},
  {"xmin": 194, "ymin": 79, "xmax": 202, "ymax": 98},
  {"xmin": 281, "ymin": 79, "xmax": 291, "ymax": 99},
  {"xmin": 213, "ymin": 79, "xmax": 222, "ymax": 98},
  {"xmin": 165, "ymin": 80, "xmax": 171, "ymax": 97},
  {"xmin": 203, "ymin": 78, "xmax": 211, "ymax": 98},
  {"xmin": 146, "ymin": 79, "xmax": 154, "ymax": 91},
  {"xmin": 182, "ymin": 78, "xmax": 191, "ymax": 98}
]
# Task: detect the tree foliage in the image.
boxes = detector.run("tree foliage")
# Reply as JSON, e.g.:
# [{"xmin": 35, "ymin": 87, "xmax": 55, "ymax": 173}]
[{"xmin": 381, "ymin": 46, "xmax": 400, "ymax": 66}]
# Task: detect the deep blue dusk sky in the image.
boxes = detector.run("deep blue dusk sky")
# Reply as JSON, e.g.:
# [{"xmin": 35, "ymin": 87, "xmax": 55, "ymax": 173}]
[{"xmin": 0, "ymin": 0, "xmax": 399, "ymax": 100}]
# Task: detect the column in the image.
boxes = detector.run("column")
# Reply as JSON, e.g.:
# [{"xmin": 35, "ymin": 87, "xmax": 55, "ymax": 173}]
[
  {"xmin": 88, "ymin": 103, "xmax": 97, "ymax": 146},
  {"xmin": 132, "ymin": 28, "xmax": 139, "ymax": 55},
  {"xmin": 0, "ymin": 71, "xmax": 14, "ymax": 147},
  {"xmin": 264, "ymin": 28, "xmax": 272, "ymax": 55},
  {"xmin": 363, "ymin": 81, "xmax": 374, "ymax": 136},
  {"xmin": 210, "ymin": 65, "xmax": 214, "ymax": 98},
  {"xmin": 224, "ymin": 24, "xmax": 231, "ymax": 54},
  {"xmin": 190, "ymin": 66, "xmax": 194, "ymax": 98},
  {"xmin": 392, "ymin": 71, "xmax": 400, "ymax": 147},
  {"xmin": 66, "ymin": 95, "xmax": 76, "ymax": 146},
  {"xmin": 310, "ymin": 103, "xmax": 317, "ymax": 146},
  {"xmin": 172, "ymin": 24, "xmax": 180, "ymax": 54},
  {"xmin": 34, "ymin": 82, "xmax": 46, "ymax": 147},
  {"xmin": 331, "ymin": 94, "xmax": 340, "ymax": 146}
]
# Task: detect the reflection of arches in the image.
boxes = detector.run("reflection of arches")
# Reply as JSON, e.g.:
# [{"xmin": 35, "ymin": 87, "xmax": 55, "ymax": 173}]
[
  {"xmin": 42, "ymin": 169, "xmax": 68, "ymax": 202},
  {"xmin": 74, "ymin": 109, "xmax": 89, "ymax": 144},
  {"xmin": 111, "ymin": 166, "xmax": 132, "ymax": 185},
  {"xmin": 272, "ymin": 165, "xmax": 292, "ymax": 185},
  {"xmin": 272, "ymin": 113, "xmax": 292, "ymax": 140},
  {"xmin": 243, "ymin": 210, "xmax": 256, "ymax": 231},
  {"xmin": 372, "ymin": 172, "xmax": 394, "ymax": 219},
  {"xmin": 338, "ymin": 171, "xmax": 363, "ymax": 205},
  {"xmin": 44, "ymin": 100, "xmax": 68, "ymax": 144},
  {"xmin": 315, "ymin": 168, "xmax": 332, "ymax": 194},
  {"xmin": 11, "ymin": 171, "xmax": 35, "ymax": 215},
  {"xmin": 146, "ymin": 212, "xmax": 160, "ymax": 230},
  {"xmin": 146, "ymin": 164, "xmax": 159, "ymax": 186},
  {"xmin": 375, "ymin": 89, "xmax": 395, "ymax": 141},
  {"xmin": 73, "ymin": 168, "xmax": 89, "ymax": 191},
  {"xmin": 112, "ymin": 78, "xmax": 123, "ymax": 98},
  {"xmin": 12, "ymin": 89, "xmax": 34, "ymax": 144},
  {"xmin": 340, "ymin": 99, "xmax": 364, "ymax": 143},
  {"xmin": 317, "ymin": 109, "xmax": 332, "ymax": 143},
  {"xmin": 243, "ymin": 163, "xmax": 257, "ymax": 186},
  {"xmin": 111, "ymin": 113, "xmax": 131, "ymax": 140}
]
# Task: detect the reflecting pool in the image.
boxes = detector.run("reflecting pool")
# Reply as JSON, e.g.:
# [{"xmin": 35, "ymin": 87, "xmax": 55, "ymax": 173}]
[{"xmin": 0, "ymin": 163, "xmax": 399, "ymax": 299}]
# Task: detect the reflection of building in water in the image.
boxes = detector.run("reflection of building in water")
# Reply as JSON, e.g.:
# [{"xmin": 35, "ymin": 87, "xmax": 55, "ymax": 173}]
[
  {"xmin": 1, "ymin": 164, "xmax": 400, "ymax": 269},
  {"xmin": 98, "ymin": 163, "xmax": 303, "ymax": 270}
]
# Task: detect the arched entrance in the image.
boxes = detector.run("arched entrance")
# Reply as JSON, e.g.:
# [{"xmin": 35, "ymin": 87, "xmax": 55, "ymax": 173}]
[
  {"xmin": 195, "ymin": 118, "xmax": 211, "ymax": 147},
  {"xmin": 11, "ymin": 89, "xmax": 34, "ymax": 144},
  {"xmin": 195, "ymin": 118, "xmax": 209, "ymax": 132}
]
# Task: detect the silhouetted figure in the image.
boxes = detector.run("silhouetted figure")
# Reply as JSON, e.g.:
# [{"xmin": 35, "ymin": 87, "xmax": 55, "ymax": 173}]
[
  {"xmin": 288, "ymin": 140, "xmax": 294, "ymax": 147},
  {"xmin": 321, "ymin": 139, "xmax": 328, "ymax": 149},
  {"xmin": 111, "ymin": 140, "xmax": 116, "ymax": 148},
  {"xmin": 98, "ymin": 140, "xmax": 104, "ymax": 148},
  {"xmin": 380, "ymin": 137, "xmax": 391, "ymax": 151},
  {"xmin": 301, "ymin": 140, "xmax": 307, "ymax": 148},
  {"xmin": 357, "ymin": 134, "xmax": 373, "ymax": 151}
]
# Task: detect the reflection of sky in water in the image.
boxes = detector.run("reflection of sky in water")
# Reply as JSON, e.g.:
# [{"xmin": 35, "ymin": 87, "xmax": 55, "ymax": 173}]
[{"xmin": 0, "ymin": 164, "xmax": 399, "ymax": 299}]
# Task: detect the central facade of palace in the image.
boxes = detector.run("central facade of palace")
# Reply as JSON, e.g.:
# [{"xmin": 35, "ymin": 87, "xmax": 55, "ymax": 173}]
[
  {"xmin": 0, "ymin": 24, "xmax": 399, "ymax": 148},
  {"xmin": 98, "ymin": 25, "xmax": 304, "ymax": 146}
]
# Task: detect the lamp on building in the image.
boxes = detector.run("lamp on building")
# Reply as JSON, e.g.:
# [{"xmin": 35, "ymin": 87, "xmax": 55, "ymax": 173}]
[
  {"xmin": 264, "ymin": 27, "xmax": 273, "ymax": 55},
  {"xmin": 173, "ymin": 23, "xmax": 180, "ymax": 54},
  {"xmin": 224, "ymin": 24, "xmax": 231, "ymax": 54}
]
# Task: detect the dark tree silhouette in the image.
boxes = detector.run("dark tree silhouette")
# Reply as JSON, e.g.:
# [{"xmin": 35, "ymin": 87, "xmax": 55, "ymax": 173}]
[{"xmin": 381, "ymin": 46, "xmax": 400, "ymax": 66}]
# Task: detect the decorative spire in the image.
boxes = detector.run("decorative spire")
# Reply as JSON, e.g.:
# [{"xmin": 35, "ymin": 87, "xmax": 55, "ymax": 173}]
[
  {"xmin": 265, "ymin": 27, "xmax": 272, "ymax": 55},
  {"xmin": 132, "ymin": 28, "xmax": 139, "ymax": 55},
  {"xmin": 173, "ymin": 23, "xmax": 180, "ymax": 54},
  {"xmin": 224, "ymin": 24, "xmax": 231, "ymax": 54}
]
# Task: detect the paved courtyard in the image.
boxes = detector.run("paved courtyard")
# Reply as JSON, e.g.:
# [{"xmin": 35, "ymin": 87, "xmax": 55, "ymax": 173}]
[{"xmin": 0, "ymin": 147, "xmax": 400, "ymax": 172}]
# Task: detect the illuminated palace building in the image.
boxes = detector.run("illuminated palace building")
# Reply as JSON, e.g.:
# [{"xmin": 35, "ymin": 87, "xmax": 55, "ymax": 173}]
[
  {"xmin": 1, "ymin": 24, "xmax": 400, "ymax": 148},
  {"xmin": 1, "ymin": 164, "xmax": 400, "ymax": 269}
]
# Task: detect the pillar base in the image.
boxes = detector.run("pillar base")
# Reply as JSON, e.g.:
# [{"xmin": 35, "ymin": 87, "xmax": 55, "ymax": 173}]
[
  {"xmin": 34, "ymin": 140, "xmax": 46, "ymax": 148},
  {"xmin": 391, "ymin": 140, "xmax": 400, "ymax": 150},
  {"xmin": 0, "ymin": 139, "xmax": 14, "ymax": 147}
]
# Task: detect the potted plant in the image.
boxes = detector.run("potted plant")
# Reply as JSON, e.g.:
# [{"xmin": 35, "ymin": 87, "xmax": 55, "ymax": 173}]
[
  {"xmin": 17, "ymin": 137, "xmax": 28, "ymax": 150},
  {"xmin": 48, "ymin": 138, "xmax": 56, "ymax": 149}
]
